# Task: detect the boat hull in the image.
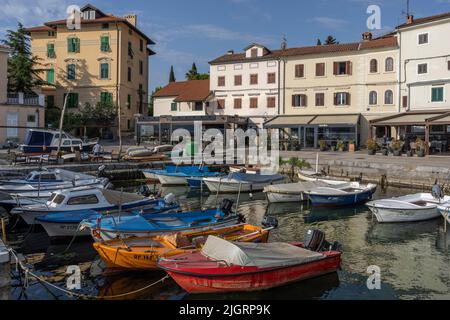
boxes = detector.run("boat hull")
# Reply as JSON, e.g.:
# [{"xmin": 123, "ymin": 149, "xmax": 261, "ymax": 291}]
[
  {"xmin": 39, "ymin": 220, "xmax": 91, "ymax": 237},
  {"xmin": 265, "ymin": 192, "xmax": 305, "ymax": 203},
  {"xmin": 161, "ymin": 252, "xmax": 341, "ymax": 293},
  {"xmin": 307, "ymin": 187, "xmax": 376, "ymax": 207},
  {"xmin": 204, "ymin": 180, "xmax": 272, "ymax": 193},
  {"xmin": 156, "ymin": 174, "xmax": 188, "ymax": 186},
  {"xmin": 368, "ymin": 206, "xmax": 440, "ymax": 223}
]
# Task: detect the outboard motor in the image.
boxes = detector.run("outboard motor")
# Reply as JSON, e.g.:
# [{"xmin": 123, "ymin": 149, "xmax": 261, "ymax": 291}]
[
  {"xmin": 262, "ymin": 216, "xmax": 279, "ymax": 229},
  {"xmin": 220, "ymin": 199, "xmax": 234, "ymax": 216},
  {"xmin": 163, "ymin": 193, "xmax": 176, "ymax": 205},
  {"xmin": 138, "ymin": 185, "xmax": 152, "ymax": 197},
  {"xmin": 304, "ymin": 229, "xmax": 341, "ymax": 252},
  {"xmin": 97, "ymin": 165, "xmax": 107, "ymax": 178}
]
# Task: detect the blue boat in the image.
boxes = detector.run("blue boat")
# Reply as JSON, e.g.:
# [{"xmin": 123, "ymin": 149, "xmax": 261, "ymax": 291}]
[
  {"xmin": 151, "ymin": 165, "xmax": 223, "ymax": 186},
  {"xmin": 81, "ymin": 199, "xmax": 242, "ymax": 241},
  {"xmin": 35, "ymin": 199, "xmax": 180, "ymax": 238},
  {"xmin": 304, "ymin": 182, "xmax": 377, "ymax": 207}
]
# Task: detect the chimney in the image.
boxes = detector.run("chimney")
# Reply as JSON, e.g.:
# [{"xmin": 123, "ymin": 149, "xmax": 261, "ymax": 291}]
[
  {"xmin": 362, "ymin": 32, "xmax": 373, "ymax": 41},
  {"xmin": 124, "ymin": 14, "xmax": 137, "ymax": 27},
  {"xmin": 227, "ymin": 50, "xmax": 234, "ymax": 55},
  {"xmin": 407, "ymin": 15, "xmax": 414, "ymax": 24}
]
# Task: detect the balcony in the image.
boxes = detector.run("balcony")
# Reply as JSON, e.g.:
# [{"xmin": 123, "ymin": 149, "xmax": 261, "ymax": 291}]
[{"xmin": 7, "ymin": 92, "xmax": 45, "ymax": 106}]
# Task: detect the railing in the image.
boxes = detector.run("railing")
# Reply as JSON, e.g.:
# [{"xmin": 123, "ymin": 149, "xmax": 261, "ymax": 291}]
[
  {"xmin": 7, "ymin": 93, "xmax": 19, "ymax": 104},
  {"xmin": 7, "ymin": 92, "xmax": 45, "ymax": 106}
]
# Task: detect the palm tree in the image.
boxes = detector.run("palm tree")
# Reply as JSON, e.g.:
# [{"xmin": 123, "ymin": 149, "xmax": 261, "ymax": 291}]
[{"xmin": 279, "ymin": 157, "xmax": 311, "ymax": 182}]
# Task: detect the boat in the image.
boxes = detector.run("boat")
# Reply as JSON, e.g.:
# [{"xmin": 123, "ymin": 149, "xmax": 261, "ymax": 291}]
[
  {"xmin": 437, "ymin": 203, "xmax": 450, "ymax": 225},
  {"xmin": 157, "ymin": 229, "xmax": 341, "ymax": 293},
  {"xmin": 203, "ymin": 172, "xmax": 285, "ymax": 193},
  {"xmin": 304, "ymin": 182, "xmax": 377, "ymax": 207},
  {"xmin": 35, "ymin": 197, "xmax": 179, "ymax": 238},
  {"xmin": 126, "ymin": 145, "xmax": 173, "ymax": 158},
  {"xmin": 93, "ymin": 223, "xmax": 272, "ymax": 270},
  {"xmin": 264, "ymin": 181, "xmax": 352, "ymax": 203},
  {"xmin": 81, "ymin": 199, "xmax": 244, "ymax": 242},
  {"xmin": 367, "ymin": 193, "xmax": 450, "ymax": 223},
  {"xmin": 11, "ymin": 188, "xmax": 176, "ymax": 225},
  {"xmin": 155, "ymin": 165, "xmax": 222, "ymax": 186},
  {"xmin": 18, "ymin": 129, "xmax": 98, "ymax": 155},
  {"xmin": 229, "ymin": 165, "xmax": 261, "ymax": 174},
  {"xmin": 298, "ymin": 170, "xmax": 350, "ymax": 185}
]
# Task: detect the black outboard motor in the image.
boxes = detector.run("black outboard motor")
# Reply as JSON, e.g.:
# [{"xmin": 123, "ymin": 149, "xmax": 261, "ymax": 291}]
[
  {"xmin": 97, "ymin": 165, "xmax": 107, "ymax": 178},
  {"xmin": 138, "ymin": 185, "xmax": 152, "ymax": 197},
  {"xmin": 220, "ymin": 199, "xmax": 234, "ymax": 216},
  {"xmin": 304, "ymin": 229, "xmax": 341, "ymax": 252},
  {"xmin": 262, "ymin": 216, "xmax": 278, "ymax": 229}
]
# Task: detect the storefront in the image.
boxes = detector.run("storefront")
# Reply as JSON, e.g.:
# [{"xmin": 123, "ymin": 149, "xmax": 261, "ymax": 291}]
[{"xmin": 264, "ymin": 114, "xmax": 361, "ymax": 150}]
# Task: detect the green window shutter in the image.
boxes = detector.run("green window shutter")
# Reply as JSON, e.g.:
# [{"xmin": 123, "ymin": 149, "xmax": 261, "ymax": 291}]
[
  {"xmin": 100, "ymin": 63, "xmax": 109, "ymax": 79},
  {"xmin": 47, "ymin": 43, "xmax": 55, "ymax": 58},
  {"xmin": 72, "ymin": 93, "xmax": 79, "ymax": 108},
  {"xmin": 101, "ymin": 36, "xmax": 109, "ymax": 52},
  {"xmin": 171, "ymin": 102, "xmax": 177, "ymax": 111},
  {"xmin": 67, "ymin": 64, "xmax": 75, "ymax": 80},
  {"xmin": 127, "ymin": 94, "xmax": 131, "ymax": 109},
  {"xmin": 46, "ymin": 95, "xmax": 55, "ymax": 108},
  {"xmin": 432, "ymin": 87, "xmax": 444, "ymax": 102},
  {"xmin": 47, "ymin": 69, "xmax": 54, "ymax": 84},
  {"xmin": 74, "ymin": 38, "xmax": 80, "ymax": 52}
]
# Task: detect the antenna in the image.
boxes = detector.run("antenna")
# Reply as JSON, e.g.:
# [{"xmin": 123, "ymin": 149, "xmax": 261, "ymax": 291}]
[
  {"xmin": 402, "ymin": 0, "xmax": 411, "ymax": 17},
  {"xmin": 281, "ymin": 34, "xmax": 287, "ymax": 50}
]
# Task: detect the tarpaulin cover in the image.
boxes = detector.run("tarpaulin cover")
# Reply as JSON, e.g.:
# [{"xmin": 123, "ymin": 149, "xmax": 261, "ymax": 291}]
[{"xmin": 228, "ymin": 172, "xmax": 284, "ymax": 184}]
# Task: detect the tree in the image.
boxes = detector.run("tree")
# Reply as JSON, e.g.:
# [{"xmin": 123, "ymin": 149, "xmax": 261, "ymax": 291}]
[
  {"xmin": 316, "ymin": 38, "xmax": 322, "ymax": 46},
  {"xmin": 279, "ymin": 157, "xmax": 311, "ymax": 182},
  {"xmin": 324, "ymin": 35, "xmax": 338, "ymax": 45},
  {"xmin": 169, "ymin": 65, "xmax": 176, "ymax": 82},
  {"xmin": 2, "ymin": 22, "xmax": 46, "ymax": 92},
  {"xmin": 185, "ymin": 62, "xmax": 210, "ymax": 80}
]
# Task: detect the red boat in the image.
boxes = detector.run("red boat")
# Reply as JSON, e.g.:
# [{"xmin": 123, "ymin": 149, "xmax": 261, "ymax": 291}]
[{"xmin": 157, "ymin": 230, "xmax": 341, "ymax": 293}]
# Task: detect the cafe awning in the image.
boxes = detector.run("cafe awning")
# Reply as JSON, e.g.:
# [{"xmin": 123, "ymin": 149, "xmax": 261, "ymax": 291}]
[
  {"xmin": 264, "ymin": 114, "xmax": 360, "ymax": 128},
  {"xmin": 426, "ymin": 112, "xmax": 450, "ymax": 125},
  {"xmin": 309, "ymin": 114, "xmax": 360, "ymax": 126},
  {"xmin": 264, "ymin": 115, "xmax": 316, "ymax": 128},
  {"xmin": 370, "ymin": 112, "xmax": 447, "ymax": 126}
]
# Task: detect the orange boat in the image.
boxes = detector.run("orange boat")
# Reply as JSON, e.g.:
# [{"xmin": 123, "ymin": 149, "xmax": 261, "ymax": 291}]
[{"xmin": 93, "ymin": 224, "xmax": 270, "ymax": 270}]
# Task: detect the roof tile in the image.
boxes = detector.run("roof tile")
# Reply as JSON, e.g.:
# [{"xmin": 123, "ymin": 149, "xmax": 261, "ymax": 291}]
[{"xmin": 154, "ymin": 80, "xmax": 211, "ymax": 102}]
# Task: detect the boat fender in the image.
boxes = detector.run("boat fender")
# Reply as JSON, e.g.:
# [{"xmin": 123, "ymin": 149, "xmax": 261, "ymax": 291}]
[
  {"xmin": 163, "ymin": 193, "xmax": 176, "ymax": 205},
  {"xmin": 261, "ymin": 216, "xmax": 278, "ymax": 229}
]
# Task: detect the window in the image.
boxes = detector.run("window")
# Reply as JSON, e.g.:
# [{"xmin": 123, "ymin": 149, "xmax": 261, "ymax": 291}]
[
  {"xmin": 100, "ymin": 36, "xmax": 109, "ymax": 52},
  {"xmin": 127, "ymin": 67, "xmax": 132, "ymax": 81},
  {"xmin": 218, "ymin": 76, "xmax": 225, "ymax": 87},
  {"xmin": 369, "ymin": 91, "xmax": 378, "ymax": 105},
  {"xmin": 385, "ymin": 57, "xmax": 394, "ymax": 72},
  {"xmin": 100, "ymin": 92, "xmax": 112, "ymax": 105},
  {"xmin": 46, "ymin": 69, "xmax": 54, "ymax": 84},
  {"xmin": 384, "ymin": 90, "xmax": 394, "ymax": 105},
  {"xmin": 64, "ymin": 93, "xmax": 79, "ymax": 108},
  {"xmin": 431, "ymin": 87, "xmax": 444, "ymax": 102},
  {"xmin": 370, "ymin": 59, "xmax": 378, "ymax": 73},
  {"xmin": 128, "ymin": 41, "xmax": 134, "ymax": 58},
  {"xmin": 67, "ymin": 37, "xmax": 80, "ymax": 53},
  {"xmin": 250, "ymin": 74, "xmax": 258, "ymax": 85},
  {"xmin": 194, "ymin": 102, "xmax": 203, "ymax": 111},
  {"xmin": 100, "ymin": 63, "xmax": 109, "ymax": 79},
  {"xmin": 127, "ymin": 94, "xmax": 131, "ymax": 109},
  {"xmin": 267, "ymin": 73, "xmax": 276, "ymax": 84},
  {"xmin": 67, "ymin": 64, "xmax": 75, "ymax": 80},
  {"xmin": 67, "ymin": 195, "xmax": 99, "ymax": 205},
  {"xmin": 295, "ymin": 64, "xmax": 304, "ymax": 78},
  {"xmin": 217, "ymin": 99, "xmax": 225, "ymax": 109},
  {"xmin": 402, "ymin": 96, "xmax": 408, "ymax": 108},
  {"xmin": 292, "ymin": 94, "xmax": 307, "ymax": 107},
  {"xmin": 102, "ymin": 23, "xmax": 109, "ymax": 29},
  {"xmin": 234, "ymin": 64, "xmax": 243, "ymax": 70},
  {"xmin": 418, "ymin": 33, "xmax": 429, "ymax": 45},
  {"xmin": 171, "ymin": 102, "xmax": 177, "ymax": 111},
  {"xmin": 46, "ymin": 95, "xmax": 55, "ymax": 108},
  {"xmin": 316, "ymin": 63, "xmax": 325, "ymax": 77},
  {"xmin": 234, "ymin": 75, "xmax": 242, "ymax": 86},
  {"xmin": 250, "ymin": 97, "xmax": 258, "ymax": 108},
  {"xmin": 267, "ymin": 97, "xmax": 276, "ymax": 108},
  {"xmin": 249, "ymin": 63, "xmax": 259, "ymax": 69},
  {"xmin": 127, "ymin": 119, "xmax": 131, "ymax": 130},
  {"xmin": 315, "ymin": 93, "xmax": 325, "ymax": 106},
  {"xmin": 418, "ymin": 63, "xmax": 428, "ymax": 74},
  {"xmin": 139, "ymin": 60, "xmax": 143, "ymax": 75},
  {"xmin": 234, "ymin": 98, "xmax": 242, "ymax": 109},
  {"xmin": 47, "ymin": 43, "xmax": 55, "ymax": 58},
  {"xmin": 48, "ymin": 31, "xmax": 56, "ymax": 37},
  {"xmin": 51, "ymin": 194, "xmax": 65, "ymax": 204},
  {"xmin": 334, "ymin": 92, "xmax": 350, "ymax": 106},
  {"xmin": 251, "ymin": 48, "xmax": 258, "ymax": 58},
  {"xmin": 27, "ymin": 115, "xmax": 36, "ymax": 123},
  {"xmin": 140, "ymin": 39, "xmax": 144, "ymax": 52},
  {"xmin": 334, "ymin": 61, "xmax": 351, "ymax": 75}
]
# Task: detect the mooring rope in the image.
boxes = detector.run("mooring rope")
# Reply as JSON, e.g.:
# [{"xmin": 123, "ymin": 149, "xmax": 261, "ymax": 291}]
[{"xmin": 8, "ymin": 247, "xmax": 170, "ymax": 300}]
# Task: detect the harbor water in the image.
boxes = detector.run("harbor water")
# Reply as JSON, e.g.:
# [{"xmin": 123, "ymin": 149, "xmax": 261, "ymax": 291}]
[{"xmin": 3, "ymin": 183, "xmax": 450, "ymax": 300}]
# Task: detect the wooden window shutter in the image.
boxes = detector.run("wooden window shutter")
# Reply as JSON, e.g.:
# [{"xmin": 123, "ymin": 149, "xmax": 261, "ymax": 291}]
[
  {"xmin": 292, "ymin": 95, "xmax": 296, "ymax": 106},
  {"xmin": 304, "ymin": 95, "xmax": 308, "ymax": 107},
  {"xmin": 346, "ymin": 61, "xmax": 352, "ymax": 75},
  {"xmin": 346, "ymin": 93, "xmax": 351, "ymax": 105},
  {"xmin": 448, "ymin": 61, "xmax": 450, "ymax": 70},
  {"xmin": 402, "ymin": 96, "xmax": 408, "ymax": 108},
  {"xmin": 333, "ymin": 93, "xmax": 338, "ymax": 105},
  {"xmin": 300, "ymin": 64, "xmax": 304, "ymax": 77},
  {"xmin": 333, "ymin": 62, "xmax": 338, "ymax": 75}
]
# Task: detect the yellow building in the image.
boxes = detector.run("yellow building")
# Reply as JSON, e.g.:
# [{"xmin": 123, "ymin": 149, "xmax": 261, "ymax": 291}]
[{"xmin": 25, "ymin": 4, "xmax": 155, "ymax": 133}]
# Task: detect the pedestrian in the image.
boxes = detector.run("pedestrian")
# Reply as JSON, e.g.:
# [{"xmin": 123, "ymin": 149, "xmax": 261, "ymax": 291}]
[{"xmin": 93, "ymin": 142, "xmax": 102, "ymax": 157}]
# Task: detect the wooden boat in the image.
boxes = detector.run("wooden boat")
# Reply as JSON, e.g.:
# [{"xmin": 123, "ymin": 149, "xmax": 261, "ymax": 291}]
[
  {"xmin": 367, "ymin": 193, "xmax": 450, "ymax": 223},
  {"xmin": 203, "ymin": 172, "xmax": 285, "ymax": 193},
  {"xmin": 304, "ymin": 182, "xmax": 377, "ymax": 207},
  {"xmin": 93, "ymin": 224, "xmax": 271, "ymax": 270},
  {"xmin": 158, "ymin": 231, "xmax": 341, "ymax": 293},
  {"xmin": 263, "ymin": 181, "xmax": 351, "ymax": 203},
  {"xmin": 298, "ymin": 170, "xmax": 350, "ymax": 185}
]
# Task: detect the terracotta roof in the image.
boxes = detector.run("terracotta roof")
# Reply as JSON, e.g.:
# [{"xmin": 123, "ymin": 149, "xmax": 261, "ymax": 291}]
[
  {"xmin": 24, "ymin": 25, "xmax": 54, "ymax": 32},
  {"xmin": 397, "ymin": 12, "xmax": 450, "ymax": 29},
  {"xmin": 209, "ymin": 37, "xmax": 397, "ymax": 64},
  {"xmin": 154, "ymin": 80, "xmax": 211, "ymax": 102}
]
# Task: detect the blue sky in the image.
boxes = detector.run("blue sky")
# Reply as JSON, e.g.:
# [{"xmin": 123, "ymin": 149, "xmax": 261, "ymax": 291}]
[{"xmin": 1, "ymin": 0, "xmax": 450, "ymax": 92}]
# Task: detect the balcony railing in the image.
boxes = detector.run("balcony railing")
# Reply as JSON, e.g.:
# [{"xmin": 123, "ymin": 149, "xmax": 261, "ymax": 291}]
[{"xmin": 7, "ymin": 92, "xmax": 45, "ymax": 106}]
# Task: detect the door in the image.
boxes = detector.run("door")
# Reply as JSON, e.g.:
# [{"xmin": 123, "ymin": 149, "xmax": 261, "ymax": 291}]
[
  {"xmin": 304, "ymin": 127, "xmax": 317, "ymax": 148},
  {"xmin": 7, "ymin": 113, "xmax": 19, "ymax": 139}
]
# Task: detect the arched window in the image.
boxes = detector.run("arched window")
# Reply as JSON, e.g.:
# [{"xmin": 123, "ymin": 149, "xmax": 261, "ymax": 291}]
[
  {"xmin": 369, "ymin": 91, "xmax": 378, "ymax": 105},
  {"xmin": 384, "ymin": 90, "xmax": 394, "ymax": 105},
  {"xmin": 385, "ymin": 57, "xmax": 394, "ymax": 72},
  {"xmin": 370, "ymin": 59, "xmax": 378, "ymax": 73}
]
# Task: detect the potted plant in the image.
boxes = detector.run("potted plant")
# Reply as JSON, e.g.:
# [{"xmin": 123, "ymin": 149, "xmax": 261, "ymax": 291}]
[
  {"xmin": 337, "ymin": 140, "xmax": 345, "ymax": 152},
  {"xmin": 382, "ymin": 148, "xmax": 389, "ymax": 156},
  {"xmin": 391, "ymin": 139, "xmax": 403, "ymax": 156},
  {"xmin": 348, "ymin": 139, "xmax": 356, "ymax": 153},
  {"xmin": 331, "ymin": 145, "xmax": 337, "ymax": 152},
  {"xmin": 416, "ymin": 138, "xmax": 426, "ymax": 157},
  {"xmin": 319, "ymin": 140, "xmax": 328, "ymax": 152},
  {"xmin": 366, "ymin": 139, "xmax": 377, "ymax": 155}
]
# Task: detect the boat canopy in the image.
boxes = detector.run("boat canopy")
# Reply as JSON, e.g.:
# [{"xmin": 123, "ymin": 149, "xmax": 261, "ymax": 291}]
[
  {"xmin": 53, "ymin": 169, "xmax": 96, "ymax": 181},
  {"xmin": 100, "ymin": 189, "xmax": 146, "ymax": 205},
  {"xmin": 201, "ymin": 236, "xmax": 325, "ymax": 268},
  {"xmin": 228, "ymin": 172, "xmax": 284, "ymax": 184}
]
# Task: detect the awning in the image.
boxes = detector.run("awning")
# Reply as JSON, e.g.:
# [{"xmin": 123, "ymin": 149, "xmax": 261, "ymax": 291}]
[
  {"xmin": 264, "ymin": 115, "xmax": 315, "ymax": 128},
  {"xmin": 371, "ymin": 112, "xmax": 447, "ymax": 126},
  {"xmin": 427, "ymin": 112, "xmax": 450, "ymax": 125},
  {"xmin": 309, "ymin": 114, "xmax": 360, "ymax": 126}
]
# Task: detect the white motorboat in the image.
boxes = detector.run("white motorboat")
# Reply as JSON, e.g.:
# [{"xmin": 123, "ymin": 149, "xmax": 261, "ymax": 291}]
[
  {"xmin": 263, "ymin": 181, "xmax": 351, "ymax": 203},
  {"xmin": 367, "ymin": 193, "xmax": 450, "ymax": 223},
  {"xmin": 298, "ymin": 170, "xmax": 350, "ymax": 185},
  {"xmin": 203, "ymin": 172, "xmax": 285, "ymax": 193}
]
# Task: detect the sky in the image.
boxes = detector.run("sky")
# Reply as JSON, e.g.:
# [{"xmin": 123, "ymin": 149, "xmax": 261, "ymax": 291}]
[{"xmin": 1, "ymin": 0, "xmax": 450, "ymax": 93}]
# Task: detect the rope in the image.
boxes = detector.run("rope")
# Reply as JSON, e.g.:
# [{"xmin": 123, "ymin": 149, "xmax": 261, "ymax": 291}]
[{"xmin": 8, "ymin": 247, "xmax": 170, "ymax": 300}]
